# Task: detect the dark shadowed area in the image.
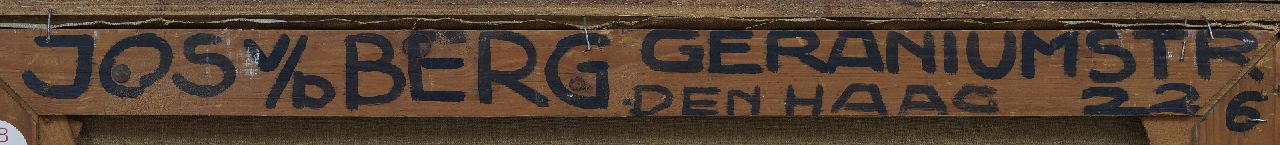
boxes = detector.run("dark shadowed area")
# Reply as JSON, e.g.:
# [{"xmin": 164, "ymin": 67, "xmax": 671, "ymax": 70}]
[{"xmin": 74, "ymin": 116, "xmax": 1147, "ymax": 144}]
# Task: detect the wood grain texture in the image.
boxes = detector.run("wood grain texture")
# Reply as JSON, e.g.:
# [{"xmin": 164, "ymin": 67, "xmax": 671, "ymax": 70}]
[
  {"xmin": 1142, "ymin": 38, "xmax": 1278, "ymax": 145},
  {"xmin": 1186, "ymin": 37, "xmax": 1279, "ymax": 145},
  {"xmin": 73, "ymin": 116, "xmax": 1150, "ymax": 145},
  {"xmin": 0, "ymin": 78, "xmax": 41, "ymax": 144},
  {"xmin": 4, "ymin": 0, "xmax": 1280, "ymax": 21},
  {"xmin": 0, "ymin": 29, "xmax": 1271, "ymax": 118},
  {"xmin": 36, "ymin": 116, "xmax": 78, "ymax": 145},
  {"xmin": 1142, "ymin": 117, "xmax": 1194, "ymax": 145},
  {"xmin": 0, "ymin": 78, "xmax": 80, "ymax": 144}
]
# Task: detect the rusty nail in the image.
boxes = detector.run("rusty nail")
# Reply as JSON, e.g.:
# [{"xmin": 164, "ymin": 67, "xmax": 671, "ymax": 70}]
[
  {"xmin": 111, "ymin": 64, "xmax": 131, "ymax": 83},
  {"xmin": 46, "ymin": 9, "xmax": 52, "ymax": 41},
  {"xmin": 1180, "ymin": 19, "xmax": 1188, "ymax": 61},
  {"xmin": 582, "ymin": 17, "xmax": 592, "ymax": 51}
]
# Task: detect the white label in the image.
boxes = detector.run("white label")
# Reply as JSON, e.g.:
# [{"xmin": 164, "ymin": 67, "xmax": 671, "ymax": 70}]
[{"xmin": 0, "ymin": 120, "xmax": 26, "ymax": 145}]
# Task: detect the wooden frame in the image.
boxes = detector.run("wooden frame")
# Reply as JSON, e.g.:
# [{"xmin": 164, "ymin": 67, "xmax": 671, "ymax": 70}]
[{"xmin": 0, "ymin": 29, "xmax": 1272, "ymax": 144}]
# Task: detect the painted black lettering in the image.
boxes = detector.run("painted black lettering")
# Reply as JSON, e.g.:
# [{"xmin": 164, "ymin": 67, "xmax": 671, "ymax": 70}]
[
  {"xmin": 942, "ymin": 31, "xmax": 958, "ymax": 74},
  {"xmin": 1081, "ymin": 87, "xmax": 1146, "ymax": 115},
  {"xmin": 1196, "ymin": 30, "xmax": 1258, "ymax": 79},
  {"xmin": 900, "ymin": 85, "xmax": 946, "ymax": 115},
  {"xmin": 478, "ymin": 31, "xmax": 550, "ymax": 107},
  {"xmin": 1020, "ymin": 31, "xmax": 1079, "ymax": 79},
  {"xmin": 1225, "ymin": 91, "xmax": 1267, "ymax": 132},
  {"xmin": 24, "ymin": 35, "xmax": 93, "ymax": 99},
  {"xmin": 767, "ymin": 30, "xmax": 831, "ymax": 73},
  {"xmin": 829, "ymin": 30, "xmax": 884, "ymax": 72},
  {"xmin": 344, "ymin": 33, "xmax": 406, "ymax": 110},
  {"xmin": 548, "ymin": 33, "xmax": 611, "ymax": 109},
  {"xmin": 251, "ymin": 35, "xmax": 309, "ymax": 109},
  {"xmin": 831, "ymin": 83, "xmax": 887, "ymax": 116},
  {"xmin": 99, "ymin": 33, "xmax": 172, "ymax": 98},
  {"xmin": 1133, "ymin": 29, "xmax": 1186, "ymax": 80},
  {"xmin": 630, "ymin": 85, "xmax": 674, "ymax": 116},
  {"xmin": 1249, "ymin": 67, "xmax": 1265, "ymax": 81},
  {"xmin": 291, "ymin": 71, "xmax": 335, "ymax": 109},
  {"xmin": 784, "ymin": 85, "xmax": 823, "ymax": 116},
  {"xmin": 708, "ymin": 30, "xmax": 763, "ymax": 74},
  {"xmin": 642, "ymin": 30, "xmax": 703, "ymax": 73},
  {"xmin": 967, "ymin": 31, "xmax": 1016, "ymax": 79},
  {"xmin": 952, "ymin": 84, "xmax": 998, "ymax": 113},
  {"xmin": 173, "ymin": 33, "xmax": 237, "ymax": 97},
  {"xmin": 403, "ymin": 31, "xmax": 466, "ymax": 102},
  {"xmin": 1086, "ymin": 30, "xmax": 1136, "ymax": 83},
  {"xmin": 885, "ymin": 31, "xmax": 936, "ymax": 74},
  {"xmin": 244, "ymin": 35, "xmax": 293, "ymax": 71},
  {"xmin": 682, "ymin": 87, "xmax": 720, "ymax": 116},
  {"xmin": 725, "ymin": 86, "xmax": 761, "ymax": 116},
  {"xmin": 1150, "ymin": 83, "xmax": 1199, "ymax": 114}
]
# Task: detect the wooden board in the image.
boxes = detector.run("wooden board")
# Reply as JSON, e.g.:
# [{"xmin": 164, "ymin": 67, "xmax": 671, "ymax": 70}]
[
  {"xmin": 1191, "ymin": 35, "xmax": 1279, "ymax": 145},
  {"xmin": 7, "ymin": 0, "xmax": 1280, "ymax": 21},
  {"xmin": 0, "ymin": 29, "xmax": 1272, "ymax": 117},
  {"xmin": 1138, "ymin": 35, "xmax": 1280, "ymax": 145},
  {"xmin": 0, "ymin": 76, "xmax": 77, "ymax": 145}
]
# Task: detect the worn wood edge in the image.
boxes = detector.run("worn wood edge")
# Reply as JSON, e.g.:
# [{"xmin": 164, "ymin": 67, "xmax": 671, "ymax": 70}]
[
  {"xmin": 36, "ymin": 116, "xmax": 76, "ymax": 145},
  {"xmin": 1141, "ymin": 36, "xmax": 1269, "ymax": 144},
  {"xmin": 0, "ymin": 77, "xmax": 41, "ymax": 143},
  {"xmin": 1181, "ymin": 32, "xmax": 1280, "ymax": 145},
  {"xmin": 1196, "ymin": 33, "xmax": 1280, "ymax": 116},
  {"xmin": 1142, "ymin": 117, "xmax": 1194, "ymax": 145},
  {"xmin": 0, "ymin": 77, "xmax": 78, "ymax": 144},
  {"xmin": 2, "ymin": 29, "xmax": 1269, "ymax": 116},
  {"xmin": 5, "ymin": 1, "xmax": 1280, "ymax": 21},
  {"xmin": 0, "ymin": 29, "xmax": 1270, "ymax": 143}
]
